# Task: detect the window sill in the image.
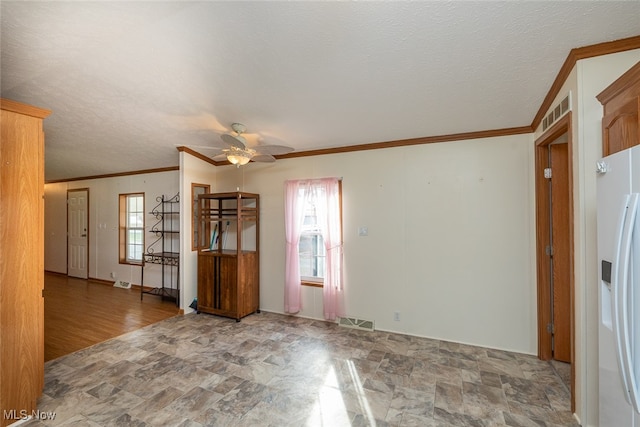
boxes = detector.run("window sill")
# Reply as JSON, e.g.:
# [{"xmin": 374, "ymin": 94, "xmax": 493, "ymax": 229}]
[
  {"xmin": 119, "ymin": 260, "xmax": 143, "ymax": 266},
  {"xmin": 301, "ymin": 280, "xmax": 324, "ymax": 288}
]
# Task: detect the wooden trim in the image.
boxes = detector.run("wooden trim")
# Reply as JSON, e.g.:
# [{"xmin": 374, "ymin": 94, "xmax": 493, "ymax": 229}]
[
  {"xmin": 534, "ymin": 142, "xmax": 552, "ymax": 361},
  {"xmin": 191, "ymin": 183, "xmax": 211, "ymax": 251},
  {"xmin": 118, "ymin": 192, "xmax": 145, "ymax": 265},
  {"xmin": 275, "ymin": 126, "xmax": 533, "ymax": 161},
  {"xmin": 597, "ymin": 60, "xmax": 640, "ymax": 104},
  {"xmin": 532, "ymin": 36, "xmax": 640, "ymax": 131},
  {"xmin": 177, "ymin": 146, "xmax": 226, "ymax": 166},
  {"xmin": 0, "ymin": 98, "xmax": 51, "ymax": 119},
  {"xmin": 179, "ymin": 127, "xmax": 531, "ymax": 168},
  {"xmin": 44, "ymin": 270, "xmax": 67, "ymax": 277},
  {"xmin": 88, "ymin": 276, "xmax": 114, "ymax": 286},
  {"xmin": 301, "ymin": 280, "xmax": 323, "ymax": 288},
  {"xmin": 534, "ymin": 112, "xmax": 575, "ymax": 412},
  {"xmin": 46, "ymin": 166, "xmax": 179, "ymax": 184}
]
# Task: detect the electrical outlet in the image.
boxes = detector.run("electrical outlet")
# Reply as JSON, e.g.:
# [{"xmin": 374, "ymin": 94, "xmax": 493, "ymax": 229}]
[
  {"xmin": 393, "ymin": 311, "xmax": 400, "ymax": 321},
  {"xmin": 110, "ymin": 272, "xmax": 115, "ymax": 279}
]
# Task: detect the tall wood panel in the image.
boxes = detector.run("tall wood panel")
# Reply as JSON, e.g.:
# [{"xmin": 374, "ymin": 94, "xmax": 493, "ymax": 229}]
[{"xmin": 0, "ymin": 99, "xmax": 50, "ymax": 426}]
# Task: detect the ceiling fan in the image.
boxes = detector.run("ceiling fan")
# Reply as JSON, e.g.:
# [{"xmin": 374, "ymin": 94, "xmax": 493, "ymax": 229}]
[{"xmin": 206, "ymin": 122, "xmax": 294, "ymax": 166}]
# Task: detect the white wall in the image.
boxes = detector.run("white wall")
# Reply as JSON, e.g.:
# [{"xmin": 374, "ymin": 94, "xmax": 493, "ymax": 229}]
[
  {"xmin": 577, "ymin": 51, "xmax": 639, "ymax": 427},
  {"xmin": 179, "ymin": 152, "xmax": 217, "ymax": 312},
  {"xmin": 44, "ymin": 183, "xmax": 68, "ymax": 273},
  {"xmin": 44, "ymin": 171, "xmax": 179, "ymax": 288},
  {"xmin": 215, "ymin": 134, "xmax": 538, "ymax": 354},
  {"xmin": 533, "ymin": 49, "xmax": 640, "ymax": 426}
]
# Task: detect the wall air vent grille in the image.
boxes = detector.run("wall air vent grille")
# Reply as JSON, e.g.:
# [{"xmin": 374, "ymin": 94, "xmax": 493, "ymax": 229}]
[
  {"xmin": 542, "ymin": 93, "xmax": 571, "ymax": 132},
  {"xmin": 338, "ymin": 317, "xmax": 375, "ymax": 331}
]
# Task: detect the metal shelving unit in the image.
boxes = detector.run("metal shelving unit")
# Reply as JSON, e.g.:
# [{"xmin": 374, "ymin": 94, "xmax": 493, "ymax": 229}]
[{"xmin": 141, "ymin": 192, "xmax": 180, "ymax": 305}]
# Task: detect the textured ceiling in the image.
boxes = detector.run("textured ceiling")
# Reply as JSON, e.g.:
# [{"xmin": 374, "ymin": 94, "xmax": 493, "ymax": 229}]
[{"xmin": 1, "ymin": 1, "xmax": 639, "ymax": 181}]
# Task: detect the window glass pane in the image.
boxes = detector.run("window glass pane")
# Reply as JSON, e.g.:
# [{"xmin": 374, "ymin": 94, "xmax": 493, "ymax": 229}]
[
  {"xmin": 132, "ymin": 245, "xmax": 142, "ymax": 261},
  {"xmin": 134, "ymin": 212, "xmax": 144, "ymax": 227},
  {"xmin": 299, "ymin": 233, "xmax": 325, "ymax": 279},
  {"xmin": 123, "ymin": 194, "xmax": 144, "ymax": 263},
  {"xmin": 129, "ymin": 229, "xmax": 143, "ymax": 245}
]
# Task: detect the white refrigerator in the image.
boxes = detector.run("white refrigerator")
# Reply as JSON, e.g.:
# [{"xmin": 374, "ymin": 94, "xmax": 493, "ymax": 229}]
[{"xmin": 598, "ymin": 145, "xmax": 640, "ymax": 427}]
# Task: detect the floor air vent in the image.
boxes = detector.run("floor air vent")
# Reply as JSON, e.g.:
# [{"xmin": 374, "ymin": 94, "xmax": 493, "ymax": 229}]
[
  {"xmin": 113, "ymin": 280, "xmax": 131, "ymax": 289},
  {"xmin": 338, "ymin": 317, "xmax": 375, "ymax": 331}
]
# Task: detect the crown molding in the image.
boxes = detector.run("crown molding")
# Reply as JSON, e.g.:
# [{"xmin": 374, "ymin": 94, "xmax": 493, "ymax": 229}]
[{"xmin": 531, "ymin": 35, "xmax": 640, "ymax": 131}]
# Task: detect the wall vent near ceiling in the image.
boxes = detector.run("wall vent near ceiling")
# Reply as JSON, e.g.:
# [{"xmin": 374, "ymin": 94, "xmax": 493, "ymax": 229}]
[
  {"xmin": 542, "ymin": 93, "xmax": 571, "ymax": 132},
  {"xmin": 338, "ymin": 317, "xmax": 375, "ymax": 331}
]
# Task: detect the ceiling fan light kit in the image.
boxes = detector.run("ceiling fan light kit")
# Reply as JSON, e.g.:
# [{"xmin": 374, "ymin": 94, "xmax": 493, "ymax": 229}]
[
  {"xmin": 191, "ymin": 122, "xmax": 294, "ymax": 166},
  {"xmin": 226, "ymin": 146, "xmax": 255, "ymax": 166}
]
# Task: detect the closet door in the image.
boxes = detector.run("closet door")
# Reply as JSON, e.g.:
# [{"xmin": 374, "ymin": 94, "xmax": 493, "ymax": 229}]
[{"xmin": 0, "ymin": 99, "xmax": 49, "ymax": 426}]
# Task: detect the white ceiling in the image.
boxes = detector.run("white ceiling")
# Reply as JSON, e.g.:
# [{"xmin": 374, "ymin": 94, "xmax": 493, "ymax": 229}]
[{"xmin": 1, "ymin": 1, "xmax": 639, "ymax": 181}]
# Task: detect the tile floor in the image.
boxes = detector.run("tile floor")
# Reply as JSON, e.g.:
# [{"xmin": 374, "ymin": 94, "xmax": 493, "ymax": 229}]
[{"xmin": 25, "ymin": 312, "xmax": 579, "ymax": 426}]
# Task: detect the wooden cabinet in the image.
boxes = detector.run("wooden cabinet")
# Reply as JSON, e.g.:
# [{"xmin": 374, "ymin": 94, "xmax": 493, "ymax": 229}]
[
  {"xmin": 0, "ymin": 99, "xmax": 50, "ymax": 426},
  {"xmin": 597, "ymin": 61, "xmax": 640, "ymax": 156},
  {"xmin": 197, "ymin": 192, "xmax": 259, "ymax": 321}
]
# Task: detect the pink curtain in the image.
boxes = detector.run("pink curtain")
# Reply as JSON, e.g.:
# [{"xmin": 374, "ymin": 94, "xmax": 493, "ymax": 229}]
[
  {"xmin": 317, "ymin": 178, "xmax": 344, "ymax": 321},
  {"xmin": 284, "ymin": 178, "xmax": 344, "ymax": 320},
  {"xmin": 284, "ymin": 180, "xmax": 308, "ymax": 313}
]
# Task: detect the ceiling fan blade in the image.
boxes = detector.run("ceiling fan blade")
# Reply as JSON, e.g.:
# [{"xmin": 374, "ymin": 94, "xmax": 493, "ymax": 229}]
[
  {"xmin": 251, "ymin": 154, "xmax": 276, "ymax": 163},
  {"xmin": 240, "ymin": 133, "xmax": 262, "ymax": 146},
  {"xmin": 221, "ymin": 133, "xmax": 246, "ymax": 149},
  {"xmin": 212, "ymin": 153, "xmax": 228, "ymax": 161},
  {"xmin": 209, "ymin": 138, "xmax": 233, "ymax": 149},
  {"xmin": 254, "ymin": 144, "xmax": 294, "ymax": 156}
]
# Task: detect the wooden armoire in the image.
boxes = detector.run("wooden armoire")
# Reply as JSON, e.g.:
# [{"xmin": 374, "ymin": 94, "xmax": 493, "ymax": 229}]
[
  {"xmin": 0, "ymin": 99, "xmax": 50, "ymax": 426},
  {"xmin": 197, "ymin": 192, "xmax": 260, "ymax": 321}
]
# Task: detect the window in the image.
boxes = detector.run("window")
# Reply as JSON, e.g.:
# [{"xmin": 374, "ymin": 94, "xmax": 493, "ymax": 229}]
[
  {"xmin": 119, "ymin": 193, "xmax": 144, "ymax": 264},
  {"xmin": 299, "ymin": 194, "xmax": 327, "ymax": 285},
  {"xmin": 284, "ymin": 178, "xmax": 344, "ymax": 320}
]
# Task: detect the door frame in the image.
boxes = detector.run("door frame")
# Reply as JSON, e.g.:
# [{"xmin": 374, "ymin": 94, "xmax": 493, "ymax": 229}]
[
  {"xmin": 534, "ymin": 113, "xmax": 575, "ymax": 410},
  {"xmin": 67, "ymin": 188, "xmax": 89, "ymax": 278}
]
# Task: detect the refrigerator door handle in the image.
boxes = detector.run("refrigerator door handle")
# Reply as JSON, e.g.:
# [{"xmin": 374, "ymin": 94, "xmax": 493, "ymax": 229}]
[{"xmin": 613, "ymin": 193, "xmax": 640, "ymax": 410}]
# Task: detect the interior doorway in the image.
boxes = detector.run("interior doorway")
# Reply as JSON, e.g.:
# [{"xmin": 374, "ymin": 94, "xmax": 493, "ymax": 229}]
[
  {"xmin": 67, "ymin": 188, "xmax": 89, "ymax": 279},
  {"xmin": 535, "ymin": 113, "xmax": 575, "ymax": 410}
]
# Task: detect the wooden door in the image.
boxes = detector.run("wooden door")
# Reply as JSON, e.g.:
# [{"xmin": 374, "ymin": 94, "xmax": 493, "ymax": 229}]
[
  {"xmin": 197, "ymin": 253, "xmax": 238, "ymax": 317},
  {"xmin": 68, "ymin": 189, "xmax": 88, "ymax": 278},
  {"xmin": 550, "ymin": 143, "xmax": 571, "ymax": 363},
  {"xmin": 535, "ymin": 115, "xmax": 575, "ymax": 411},
  {"xmin": 0, "ymin": 100, "xmax": 49, "ymax": 426}
]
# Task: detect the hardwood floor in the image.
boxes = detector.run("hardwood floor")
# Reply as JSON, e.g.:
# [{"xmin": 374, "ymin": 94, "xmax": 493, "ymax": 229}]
[{"xmin": 44, "ymin": 272, "xmax": 180, "ymax": 361}]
